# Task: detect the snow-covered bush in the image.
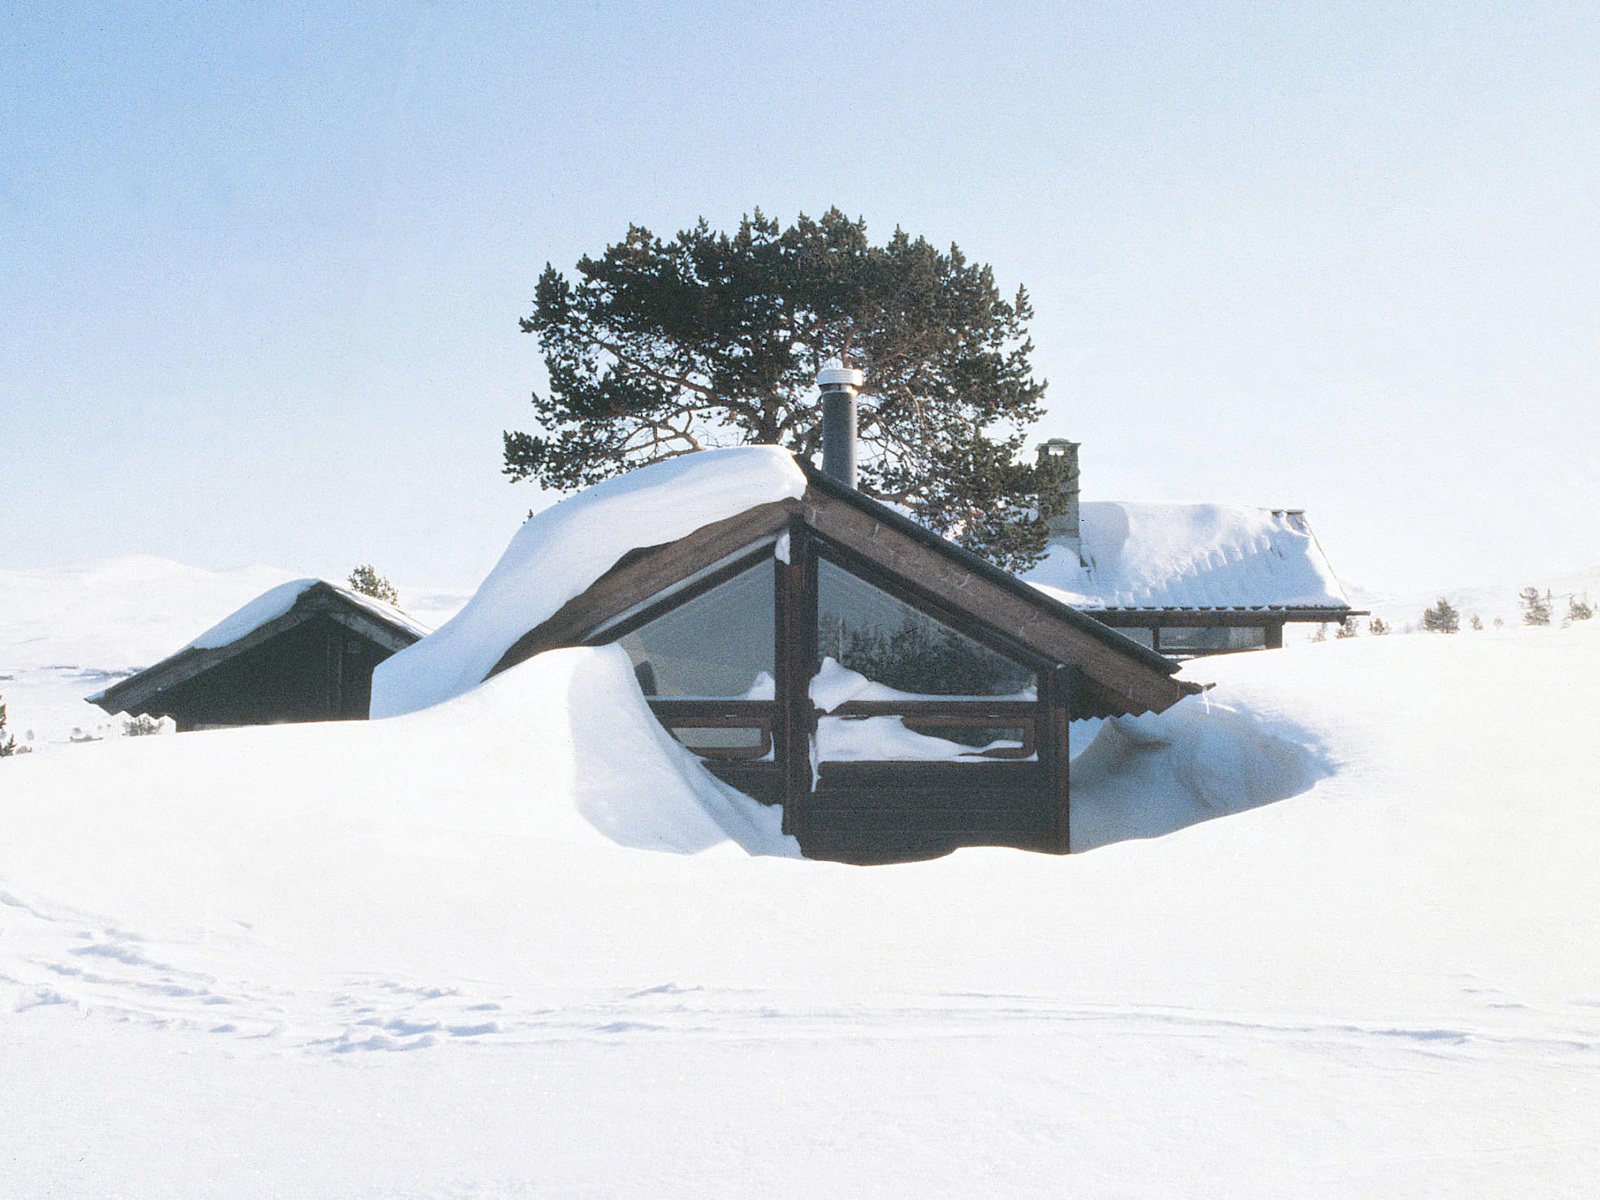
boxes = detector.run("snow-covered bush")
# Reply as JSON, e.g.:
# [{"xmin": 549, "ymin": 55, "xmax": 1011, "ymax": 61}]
[
  {"xmin": 1567, "ymin": 594, "xmax": 1594, "ymax": 624},
  {"xmin": 1335, "ymin": 618, "xmax": 1359, "ymax": 639},
  {"xmin": 1368, "ymin": 617, "xmax": 1390, "ymax": 636}
]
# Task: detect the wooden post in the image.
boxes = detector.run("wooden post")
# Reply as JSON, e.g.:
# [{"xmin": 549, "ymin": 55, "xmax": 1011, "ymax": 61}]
[
  {"xmin": 1043, "ymin": 664, "xmax": 1074, "ymax": 853},
  {"xmin": 326, "ymin": 624, "xmax": 344, "ymax": 720},
  {"xmin": 1265, "ymin": 621, "xmax": 1284, "ymax": 650},
  {"xmin": 775, "ymin": 514, "xmax": 816, "ymax": 836}
]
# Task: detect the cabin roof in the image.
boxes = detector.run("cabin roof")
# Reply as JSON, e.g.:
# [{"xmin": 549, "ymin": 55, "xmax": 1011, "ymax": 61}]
[
  {"xmin": 1022, "ymin": 501, "xmax": 1353, "ymax": 613},
  {"xmin": 88, "ymin": 580, "xmax": 430, "ymax": 715},
  {"xmin": 451, "ymin": 459, "xmax": 1197, "ymax": 720}
]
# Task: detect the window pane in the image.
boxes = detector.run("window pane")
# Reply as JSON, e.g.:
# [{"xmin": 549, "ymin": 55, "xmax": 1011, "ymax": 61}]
[
  {"xmin": 616, "ymin": 560, "xmax": 775, "ymax": 698},
  {"xmin": 1159, "ymin": 626, "xmax": 1232, "ymax": 651},
  {"xmin": 816, "ymin": 558, "xmax": 1034, "ymax": 697},
  {"xmin": 1158, "ymin": 625, "xmax": 1267, "ymax": 652}
]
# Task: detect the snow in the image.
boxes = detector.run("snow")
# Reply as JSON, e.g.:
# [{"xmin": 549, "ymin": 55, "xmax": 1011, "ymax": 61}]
[
  {"xmin": 6, "ymin": 563, "xmax": 1600, "ymax": 1194},
  {"xmin": 810, "ymin": 656, "xmax": 1036, "ymax": 760},
  {"xmin": 182, "ymin": 578, "xmax": 434, "ymax": 652},
  {"xmin": 371, "ymin": 446, "xmax": 808, "ymax": 718},
  {"xmin": 1025, "ymin": 501, "xmax": 1350, "ymax": 610}
]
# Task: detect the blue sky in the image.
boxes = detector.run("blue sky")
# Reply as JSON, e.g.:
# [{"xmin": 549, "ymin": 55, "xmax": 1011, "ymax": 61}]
[{"xmin": 4, "ymin": 1, "xmax": 1598, "ymax": 594}]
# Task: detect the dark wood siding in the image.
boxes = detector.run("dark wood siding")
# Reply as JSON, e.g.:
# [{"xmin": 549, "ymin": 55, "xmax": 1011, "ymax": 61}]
[{"xmin": 142, "ymin": 617, "xmax": 397, "ymax": 730}]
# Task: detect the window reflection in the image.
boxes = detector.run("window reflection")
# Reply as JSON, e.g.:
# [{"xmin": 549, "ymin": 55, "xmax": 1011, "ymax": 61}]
[
  {"xmin": 616, "ymin": 560, "xmax": 775, "ymax": 698},
  {"xmin": 816, "ymin": 558, "xmax": 1034, "ymax": 697}
]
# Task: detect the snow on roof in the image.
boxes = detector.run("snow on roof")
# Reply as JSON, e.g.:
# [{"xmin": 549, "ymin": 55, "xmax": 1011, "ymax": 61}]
[
  {"xmin": 1022, "ymin": 502, "xmax": 1351, "ymax": 611},
  {"xmin": 370, "ymin": 446, "xmax": 809, "ymax": 719},
  {"xmin": 179, "ymin": 579, "xmax": 432, "ymax": 652}
]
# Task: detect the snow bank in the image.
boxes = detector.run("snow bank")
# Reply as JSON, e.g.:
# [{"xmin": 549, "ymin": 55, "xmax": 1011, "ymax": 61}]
[
  {"xmin": 6, "ymin": 614, "xmax": 1600, "ymax": 1196},
  {"xmin": 1025, "ymin": 502, "xmax": 1349, "ymax": 609},
  {"xmin": 1069, "ymin": 699, "xmax": 1331, "ymax": 850},
  {"xmin": 0, "ymin": 644, "xmax": 795, "ymax": 932},
  {"xmin": 371, "ymin": 447, "xmax": 808, "ymax": 718}
]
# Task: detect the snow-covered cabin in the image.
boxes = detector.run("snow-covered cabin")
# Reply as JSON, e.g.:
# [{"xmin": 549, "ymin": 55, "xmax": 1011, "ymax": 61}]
[
  {"xmin": 89, "ymin": 580, "xmax": 431, "ymax": 731},
  {"xmin": 370, "ymin": 446, "xmax": 1198, "ymax": 864},
  {"xmin": 1022, "ymin": 439, "xmax": 1358, "ymax": 657}
]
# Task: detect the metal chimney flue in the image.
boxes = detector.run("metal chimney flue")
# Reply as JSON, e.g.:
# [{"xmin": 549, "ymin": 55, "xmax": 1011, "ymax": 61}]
[{"xmin": 818, "ymin": 366, "xmax": 864, "ymax": 489}]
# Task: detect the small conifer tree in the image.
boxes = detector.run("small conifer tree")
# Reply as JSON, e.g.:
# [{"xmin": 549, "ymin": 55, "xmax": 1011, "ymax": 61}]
[
  {"xmin": 1310, "ymin": 623, "xmax": 1328, "ymax": 643},
  {"xmin": 1335, "ymin": 617, "xmax": 1359, "ymax": 639},
  {"xmin": 0, "ymin": 696, "xmax": 22, "ymax": 758},
  {"xmin": 347, "ymin": 565, "xmax": 399, "ymax": 606},
  {"xmin": 1422, "ymin": 597, "xmax": 1460, "ymax": 634},
  {"xmin": 1567, "ymin": 593, "xmax": 1593, "ymax": 623},
  {"xmin": 1519, "ymin": 586, "xmax": 1552, "ymax": 626},
  {"xmin": 1368, "ymin": 617, "xmax": 1390, "ymax": 636},
  {"xmin": 1469, "ymin": 614, "xmax": 1483, "ymax": 630}
]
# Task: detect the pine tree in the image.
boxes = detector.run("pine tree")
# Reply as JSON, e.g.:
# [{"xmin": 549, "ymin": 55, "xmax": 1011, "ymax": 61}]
[
  {"xmin": 507, "ymin": 208, "xmax": 1061, "ymax": 571},
  {"xmin": 1567, "ymin": 593, "xmax": 1593, "ymax": 623},
  {"xmin": 1422, "ymin": 597, "xmax": 1460, "ymax": 633},
  {"xmin": 0, "ymin": 696, "xmax": 19, "ymax": 758},
  {"xmin": 1469, "ymin": 614, "xmax": 1483, "ymax": 630},
  {"xmin": 347, "ymin": 565, "xmax": 399, "ymax": 606},
  {"xmin": 1368, "ymin": 617, "xmax": 1390, "ymax": 636},
  {"xmin": 1519, "ymin": 586, "xmax": 1552, "ymax": 626},
  {"xmin": 1335, "ymin": 617, "xmax": 1359, "ymax": 638}
]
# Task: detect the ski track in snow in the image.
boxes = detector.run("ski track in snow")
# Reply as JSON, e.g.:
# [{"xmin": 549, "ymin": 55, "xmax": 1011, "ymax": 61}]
[{"xmin": 5, "ymin": 883, "xmax": 1595, "ymax": 1069}]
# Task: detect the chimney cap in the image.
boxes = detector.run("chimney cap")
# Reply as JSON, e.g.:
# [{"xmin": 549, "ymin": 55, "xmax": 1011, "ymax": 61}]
[{"xmin": 817, "ymin": 366, "xmax": 864, "ymax": 389}]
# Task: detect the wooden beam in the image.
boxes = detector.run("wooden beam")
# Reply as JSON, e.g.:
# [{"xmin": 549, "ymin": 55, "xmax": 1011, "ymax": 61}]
[
  {"xmin": 776, "ymin": 514, "xmax": 816, "ymax": 834},
  {"xmin": 1041, "ymin": 665, "xmax": 1074, "ymax": 853}
]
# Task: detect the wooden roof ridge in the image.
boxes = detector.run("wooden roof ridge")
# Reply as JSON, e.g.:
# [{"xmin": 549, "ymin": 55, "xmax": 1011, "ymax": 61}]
[{"xmin": 88, "ymin": 581, "xmax": 427, "ymax": 715}]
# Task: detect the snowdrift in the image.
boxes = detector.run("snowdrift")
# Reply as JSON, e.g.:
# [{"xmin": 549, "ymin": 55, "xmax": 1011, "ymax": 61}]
[
  {"xmin": 0, "ymin": 645, "xmax": 796, "ymax": 933},
  {"xmin": 5, "ymin": 619, "xmax": 1600, "ymax": 1195}
]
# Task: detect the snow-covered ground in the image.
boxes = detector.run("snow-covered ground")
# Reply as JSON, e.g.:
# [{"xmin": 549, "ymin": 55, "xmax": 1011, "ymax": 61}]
[{"xmin": 3, "ymin": 560, "xmax": 1599, "ymax": 1195}]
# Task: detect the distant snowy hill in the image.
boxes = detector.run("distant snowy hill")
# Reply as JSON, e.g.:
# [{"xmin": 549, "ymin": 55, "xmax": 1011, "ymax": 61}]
[
  {"xmin": 3, "ymin": 567, "xmax": 1598, "ymax": 1194},
  {"xmin": 0, "ymin": 556, "xmax": 468, "ymax": 749}
]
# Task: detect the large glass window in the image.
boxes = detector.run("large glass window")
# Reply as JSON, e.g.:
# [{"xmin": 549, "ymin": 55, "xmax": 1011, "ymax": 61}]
[
  {"xmin": 816, "ymin": 558, "xmax": 1034, "ymax": 697},
  {"xmin": 616, "ymin": 559, "xmax": 775, "ymax": 699}
]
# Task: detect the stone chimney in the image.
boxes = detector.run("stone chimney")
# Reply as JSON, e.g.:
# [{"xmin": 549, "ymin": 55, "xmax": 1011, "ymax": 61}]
[
  {"xmin": 818, "ymin": 366, "xmax": 864, "ymax": 489},
  {"xmin": 1036, "ymin": 438, "xmax": 1082, "ymax": 561}
]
